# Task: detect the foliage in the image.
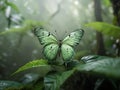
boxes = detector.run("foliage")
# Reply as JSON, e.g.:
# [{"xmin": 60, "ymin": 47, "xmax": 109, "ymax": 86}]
[
  {"xmin": 44, "ymin": 70, "xmax": 74, "ymax": 90},
  {"xmin": 0, "ymin": 0, "xmax": 22, "ymax": 28},
  {"xmin": 8, "ymin": 55, "xmax": 119, "ymax": 90},
  {"xmin": 80, "ymin": 55, "xmax": 110, "ymax": 63},
  {"xmin": 5, "ymin": 1, "xmax": 19, "ymax": 12},
  {"xmin": 102, "ymin": 0, "xmax": 111, "ymax": 7},
  {"xmin": 12, "ymin": 59, "xmax": 51, "ymax": 75},
  {"xmin": 77, "ymin": 55, "xmax": 120, "ymax": 79},
  {"xmin": 0, "ymin": 80, "xmax": 22, "ymax": 90},
  {"xmin": 85, "ymin": 22, "xmax": 120, "ymax": 38},
  {"xmin": 0, "ymin": 0, "xmax": 19, "ymax": 12},
  {"xmin": 0, "ymin": 20, "xmax": 46, "ymax": 35}
]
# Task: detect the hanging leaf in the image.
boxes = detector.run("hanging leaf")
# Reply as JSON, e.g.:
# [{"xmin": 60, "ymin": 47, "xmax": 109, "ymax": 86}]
[
  {"xmin": 44, "ymin": 70, "xmax": 75, "ymax": 90},
  {"xmin": 85, "ymin": 22, "xmax": 120, "ymax": 38},
  {"xmin": 0, "ymin": 20, "xmax": 45, "ymax": 35},
  {"xmin": 76, "ymin": 56, "xmax": 120, "ymax": 79},
  {"xmin": 6, "ymin": 2, "xmax": 19, "ymax": 12},
  {"xmin": 12, "ymin": 59, "xmax": 51, "ymax": 75},
  {"xmin": 102, "ymin": 0, "xmax": 111, "ymax": 7}
]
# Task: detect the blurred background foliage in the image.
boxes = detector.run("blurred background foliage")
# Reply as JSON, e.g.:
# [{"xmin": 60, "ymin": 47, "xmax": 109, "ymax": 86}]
[
  {"xmin": 0, "ymin": 0, "xmax": 114, "ymax": 78},
  {"xmin": 0, "ymin": 0, "xmax": 117, "ymax": 82}
]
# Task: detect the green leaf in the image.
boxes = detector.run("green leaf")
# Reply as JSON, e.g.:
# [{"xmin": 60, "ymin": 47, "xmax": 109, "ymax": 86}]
[
  {"xmin": 102, "ymin": 0, "xmax": 111, "ymax": 7},
  {"xmin": 6, "ymin": 2, "xmax": 19, "ymax": 12},
  {"xmin": 85, "ymin": 22, "xmax": 120, "ymax": 38},
  {"xmin": 0, "ymin": 20, "xmax": 46, "ymax": 35},
  {"xmin": 81, "ymin": 55, "xmax": 111, "ymax": 63},
  {"xmin": 21, "ymin": 73, "xmax": 40, "ymax": 84},
  {"xmin": 32, "ymin": 81, "xmax": 44, "ymax": 90},
  {"xmin": 0, "ymin": 80, "xmax": 22, "ymax": 90},
  {"xmin": 12, "ymin": 59, "xmax": 51, "ymax": 75},
  {"xmin": 76, "ymin": 57, "xmax": 120, "ymax": 79},
  {"xmin": 67, "ymin": 60, "xmax": 80, "ymax": 69},
  {"xmin": 44, "ymin": 70, "xmax": 75, "ymax": 90}
]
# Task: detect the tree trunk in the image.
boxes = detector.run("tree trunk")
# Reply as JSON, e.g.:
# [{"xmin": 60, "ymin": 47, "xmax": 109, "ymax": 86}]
[
  {"xmin": 110, "ymin": 0, "xmax": 120, "ymax": 56},
  {"xmin": 94, "ymin": 0, "xmax": 106, "ymax": 55},
  {"xmin": 111, "ymin": 0, "xmax": 120, "ymax": 26}
]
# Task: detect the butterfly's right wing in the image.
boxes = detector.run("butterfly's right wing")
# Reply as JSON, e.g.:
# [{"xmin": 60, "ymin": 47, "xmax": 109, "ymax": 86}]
[
  {"xmin": 61, "ymin": 44, "xmax": 74, "ymax": 61},
  {"xmin": 61, "ymin": 29, "xmax": 84, "ymax": 61},
  {"xmin": 34, "ymin": 27, "xmax": 58, "ymax": 46},
  {"xmin": 62, "ymin": 29, "xmax": 84, "ymax": 46}
]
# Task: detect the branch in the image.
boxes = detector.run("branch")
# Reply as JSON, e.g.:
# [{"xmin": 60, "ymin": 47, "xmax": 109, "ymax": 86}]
[{"xmin": 48, "ymin": 0, "xmax": 64, "ymax": 22}]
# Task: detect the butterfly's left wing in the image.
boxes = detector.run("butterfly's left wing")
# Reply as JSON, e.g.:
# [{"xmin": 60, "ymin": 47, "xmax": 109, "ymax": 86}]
[
  {"xmin": 62, "ymin": 29, "xmax": 84, "ymax": 46},
  {"xmin": 34, "ymin": 27, "xmax": 57, "ymax": 46},
  {"xmin": 43, "ymin": 44, "xmax": 59, "ymax": 60},
  {"xmin": 34, "ymin": 27, "xmax": 59, "ymax": 60}
]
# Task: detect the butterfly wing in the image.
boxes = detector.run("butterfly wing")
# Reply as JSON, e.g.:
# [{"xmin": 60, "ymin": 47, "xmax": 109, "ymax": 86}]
[
  {"xmin": 34, "ymin": 28, "xmax": 59, "ymax": 60},
  {"xmin": 61, "ymin": 44, "xmax": 74, "ymax": 61},
  {"xmin": 43, "ymin": 44, "xmax": 59, "ymax": 60},
  {"xmin": 34, "ymin": 27, "xmax": 57, "ymax": 46},
  {"xmin": 62, "ymin": 29, "xmax": 84, "ymax": 46},
  {"xmin": 61, "ymin": 29, "xmax": 84, "ymax": 61}
]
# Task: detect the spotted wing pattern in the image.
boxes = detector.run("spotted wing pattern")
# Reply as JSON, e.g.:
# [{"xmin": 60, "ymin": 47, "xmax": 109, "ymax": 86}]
[
  {"xmin": 61, "ymin": 29, "xmax": 84, "ymax": 61},
  {"xmin": 34, "ymin": 27, "xmax": 59, "ymax": 60}
]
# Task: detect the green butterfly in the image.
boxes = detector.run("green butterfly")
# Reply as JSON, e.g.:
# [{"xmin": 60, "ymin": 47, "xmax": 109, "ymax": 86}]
[{"xmin": 34, "ymin": 28, "xmax": 84, "ymax": 61}]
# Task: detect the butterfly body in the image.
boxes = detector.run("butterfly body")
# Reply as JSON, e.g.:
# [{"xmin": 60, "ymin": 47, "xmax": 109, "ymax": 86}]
[{"xmin": 34, "ymin": 28, "xmax": 84, "ymax": 62}]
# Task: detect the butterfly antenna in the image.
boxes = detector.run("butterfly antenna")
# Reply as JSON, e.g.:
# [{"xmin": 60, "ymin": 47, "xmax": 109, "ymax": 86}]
[
  {"xmin": 62, "ymin": 30, "xmax": 68, "ymax": 38},
  {"xmin": 54, "ymin": 29, "xmax": 68, "ymax": 40},
  {"xmin": 54, "ymin": 30, "xmax": 57, "ymax": 35},
  {"xmin": 54, "ymin": 30, "xmax": 60, "ymax": 39}
]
